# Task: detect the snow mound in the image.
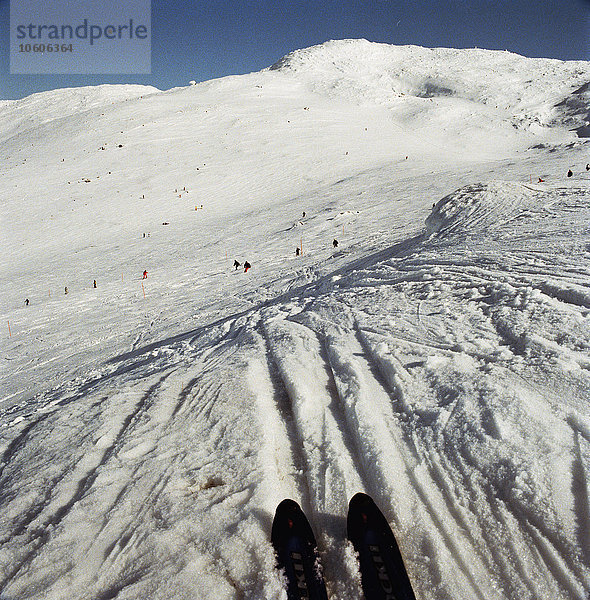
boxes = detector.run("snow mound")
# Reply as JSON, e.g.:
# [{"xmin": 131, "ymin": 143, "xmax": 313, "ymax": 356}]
[{"xmin": 426, "ymin": 181, "xmax": 546, "ymax": 237}]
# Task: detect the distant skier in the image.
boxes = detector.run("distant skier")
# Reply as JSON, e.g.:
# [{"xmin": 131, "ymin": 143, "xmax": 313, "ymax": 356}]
[
  {"xmin": 586, "ymin": 164, "xmax": 589, "ymax": 171},
  {"xmin": 567, "ymin": 169, "xmax": 573, "ymax": 177},
  {"xmin": 93, "ymin": 280, "xmax": 97, "ymax": 289},
  {"xmin": 302, "ymin": 211, "xmax": 306, "ymax": 218},
  {"xmin": 333, "ymin": 239, "xmax": 339, "ymax": 248},
  {"xmin": 234, "ymin": 260, "xmax": 241, "ymax": 270},
  {"xmin": 65, "ymin": 286, "xmax": 68, "ymax": 295},
  {"xmin": 25, "ymin": 298, "xmax": 29, "ymax": 306},
  {"xmin": 142, "ymin": 270, "xmax": 148, "ymax": 279},
  {"xmin": 296, "ymin": 247, "xmax": 300, "ymax": 256},
  {"xmin": 244, "ymin": 261, "xmax": 251, "ymax": 273}
]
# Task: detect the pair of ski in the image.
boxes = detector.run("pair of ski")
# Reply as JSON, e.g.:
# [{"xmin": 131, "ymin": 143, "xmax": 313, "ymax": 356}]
[{"xmin": 271, "ymin": 493, "xmax": 416, "ymax": 600}]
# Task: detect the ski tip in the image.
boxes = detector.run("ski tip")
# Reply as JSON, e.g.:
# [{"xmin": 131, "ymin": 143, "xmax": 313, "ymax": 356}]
[
  {"xmin": 272, "ymin": 499, "xmax": 314, "ymax": 543},
  {"xmin": 349, "ymin": 492, "xmax": 375, "ymax": 510},
  {"xmin": 275, "ymin": 498, "xmax": 302, "ymax": 513},
  {"xmin": 347, "ymin": 492, "xmax": 391, "ymax": 542}
]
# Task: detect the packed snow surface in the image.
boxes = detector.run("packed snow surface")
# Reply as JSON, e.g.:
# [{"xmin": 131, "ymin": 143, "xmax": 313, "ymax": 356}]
[{"xmin": 1, "ymin": 40, "xmax": 590, "ymax": 599}]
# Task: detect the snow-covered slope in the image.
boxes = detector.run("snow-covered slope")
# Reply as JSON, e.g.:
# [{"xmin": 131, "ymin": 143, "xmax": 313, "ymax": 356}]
[
  {"xmin": 0, "ymin": 84, "xmax": 160, "ymax": 147},
  {"xmin": 1, "ymin": 40, "xmax": 589, "ymax": 599}
]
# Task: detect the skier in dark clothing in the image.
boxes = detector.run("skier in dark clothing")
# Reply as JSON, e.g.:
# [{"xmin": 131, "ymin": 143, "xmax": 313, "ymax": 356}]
[
  {"xmin": 93, "ymin": 280, "xmax": 97, "ymax": 289},
  {"xmin": 25, "ymin": 298, "xmax": 29, "ymax": 306},
  {"xmin": 244, "ymin": 261, "xmax": 251, "ymax": 273},
  {"xmin": 568, "ymin": 169, "xmax": 573, "ymax": 177},
  {"xmin": 333, "ymin": 239, "xmax": 339, "ymax": 248},
  {"xmin": 234, "ymin": 260, "xmax": 241, "ymax": 270},
  {"xmin": 586, "ymin": 164, "xmax": 589, "ymax": 171}
]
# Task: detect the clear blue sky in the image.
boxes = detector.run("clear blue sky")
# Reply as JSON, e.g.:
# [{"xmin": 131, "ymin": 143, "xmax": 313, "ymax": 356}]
[{"xmin": 1, "ymin": 0, "xmax": 589, "ymax": 100}]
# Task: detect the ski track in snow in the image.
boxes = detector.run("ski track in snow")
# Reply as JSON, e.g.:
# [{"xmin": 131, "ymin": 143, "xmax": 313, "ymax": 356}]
[
  {"xmin": 2, "ymin": 41, "xmax": 590, "ymax": 599},
  {"xmin": 2, "ymin": 181, "xmax": 589, "ymax": 599}
]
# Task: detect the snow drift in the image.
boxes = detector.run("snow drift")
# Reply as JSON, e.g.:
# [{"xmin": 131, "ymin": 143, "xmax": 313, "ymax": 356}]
[{"xmin": 425, "ymin": 181, "xmax": 547, "ymax": 236}]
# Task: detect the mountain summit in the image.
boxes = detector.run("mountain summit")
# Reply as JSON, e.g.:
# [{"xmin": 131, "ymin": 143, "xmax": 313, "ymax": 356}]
[{"xmin": 269, "ymin": 39, "xmax": 590, "ymax": 135}]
